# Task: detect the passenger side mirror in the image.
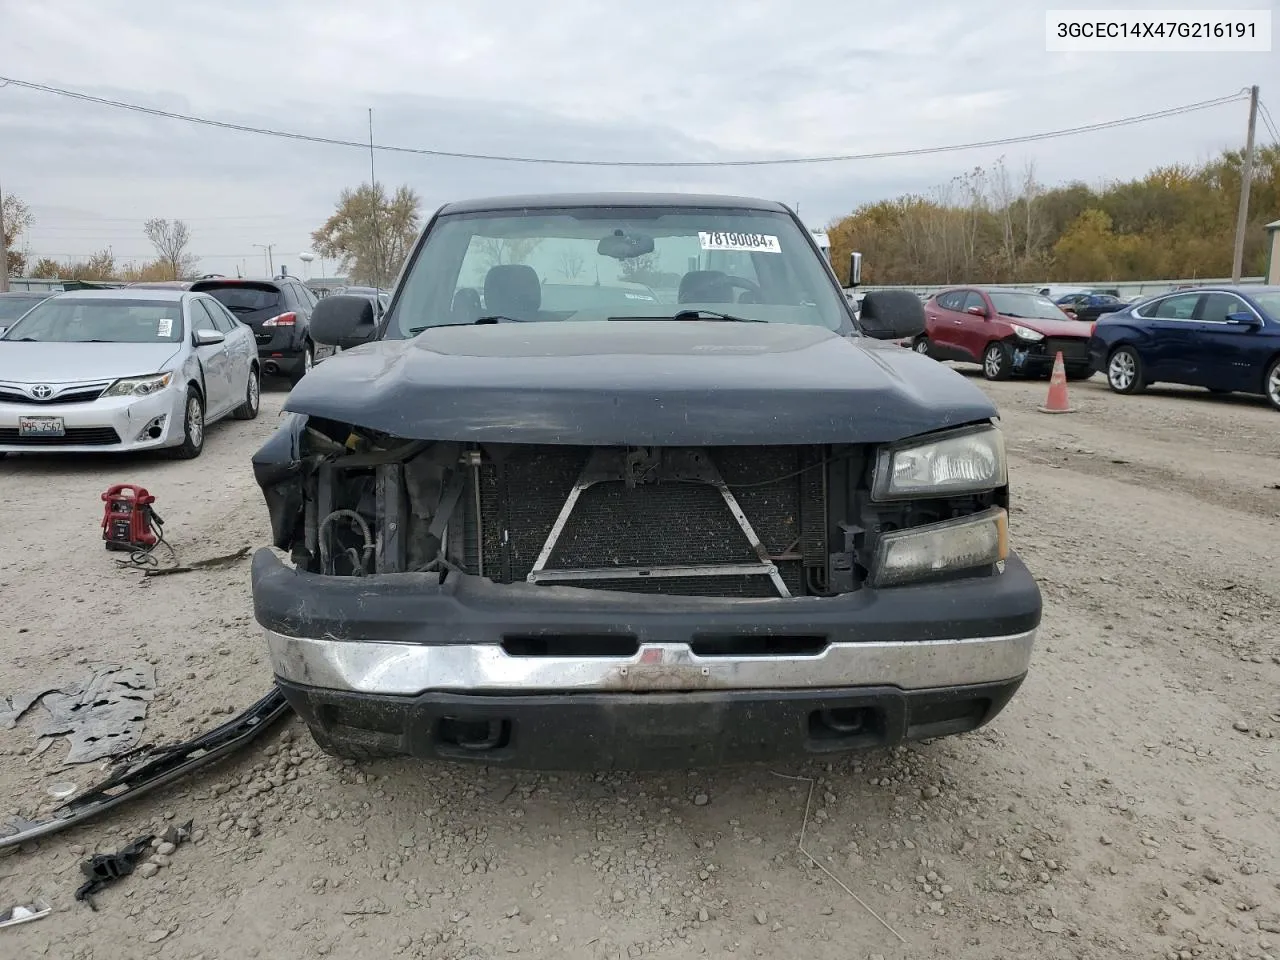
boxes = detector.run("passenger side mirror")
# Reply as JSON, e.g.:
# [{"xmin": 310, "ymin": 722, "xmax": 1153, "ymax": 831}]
[
  {"xmin": 966, "ymin": 305, "xmax": 987, "ymax": 318},
  {"xmin": 1226, "ymin": 311, "xmax": 1261, "ymax": 327},
  {"xmin": 847, "ymin": 251, "xmax": 862, "ymax": 288},
  {"xmin": 193, "ymin": 329, "xmax": 225, "ymax": 346},
  {"xmin": 858, "ymin": 289, "xmax": 926, "ymax": 340},
  {"xmin": 311, "ymin": 294, "xmax": 377, "ymax": 349}
]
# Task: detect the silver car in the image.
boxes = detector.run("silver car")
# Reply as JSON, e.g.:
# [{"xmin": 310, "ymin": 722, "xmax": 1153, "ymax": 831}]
[{"xmin": 0, "ymin": 288, "xmax": 260, "ymax": 459}]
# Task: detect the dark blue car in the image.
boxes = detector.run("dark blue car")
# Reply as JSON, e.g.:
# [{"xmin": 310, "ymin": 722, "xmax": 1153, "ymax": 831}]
[{"xmin": 1087, "ymin": 286, "xmax": 1280, "ymax": 411}]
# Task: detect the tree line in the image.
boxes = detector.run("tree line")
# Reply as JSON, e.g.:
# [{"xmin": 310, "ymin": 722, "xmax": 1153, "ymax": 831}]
[
  {"xmin": 2, "ymin": 202, "xmax": 202, "ymax": 283},
  {"xmin": 825, "ymin": 145, "xmax": 1280, "ymax": 286}
]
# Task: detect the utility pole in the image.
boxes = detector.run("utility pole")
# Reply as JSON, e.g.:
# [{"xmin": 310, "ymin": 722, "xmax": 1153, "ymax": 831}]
[
  {"xmin": 252, "ymin": 243, "xmax": 275, "ymax": 277},
  {"xmin": 0, "ymin": 177, "xmax": 9, "ymax": 292},
  {"xmin": 1231, "ymin": 85, "xmax": 1259, "ymax": 284}
]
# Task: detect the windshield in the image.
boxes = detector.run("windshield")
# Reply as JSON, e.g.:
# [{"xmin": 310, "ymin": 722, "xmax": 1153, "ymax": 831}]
[
  {"xmin": 988, "ymin": 292, "xmax": 1071, "ymax": 321},
  {"xmin": 1, "ymin": 298, "xmax": 185, "ymax": 343},
  {"xmin": 0, "ymin": 297, "xmax": 46, "ymax": 321},
  {"xmin": 198, "ymin": 284, "xmax": 281, "ymax": 313},
  {"xmin": 1252, "ymin": 292, "xmax": 1280, "ymax": 318},
  {"xmin": 387, "ymin": 206, "xmax": 849, "ymax": 337}
]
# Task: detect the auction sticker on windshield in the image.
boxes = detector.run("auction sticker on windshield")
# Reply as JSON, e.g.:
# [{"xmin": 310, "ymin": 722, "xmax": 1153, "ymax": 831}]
[
  {"xmin": 157, "ymin": 318, "xmax": 173, "ymax": 337},
  {"xmin": 698, "ymin": 232, "xmax": 781, "ymax": 253}
]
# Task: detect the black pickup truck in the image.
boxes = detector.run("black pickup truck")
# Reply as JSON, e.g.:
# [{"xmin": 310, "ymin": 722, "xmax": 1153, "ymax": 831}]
[{"xmin": 250, "ymin": 192, "xmax": 1041, "ymax": 769}]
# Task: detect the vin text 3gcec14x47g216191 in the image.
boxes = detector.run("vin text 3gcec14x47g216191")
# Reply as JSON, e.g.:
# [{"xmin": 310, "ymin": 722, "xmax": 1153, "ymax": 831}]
[{"xmin": 248, "ymin": 193, "xmax": 1043, "ymax": 770}]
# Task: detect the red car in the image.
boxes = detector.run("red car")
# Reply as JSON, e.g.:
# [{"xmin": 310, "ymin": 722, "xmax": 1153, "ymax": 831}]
[{"xmin": 914, "ymin": 288, "xmax": 1094, "ymax": 381}]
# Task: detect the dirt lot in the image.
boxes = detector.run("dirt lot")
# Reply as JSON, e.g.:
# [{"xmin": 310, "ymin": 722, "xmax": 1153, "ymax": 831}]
[{"xmin": 2, "ymin": 372, "xmax": 1278, "ymax": 960}]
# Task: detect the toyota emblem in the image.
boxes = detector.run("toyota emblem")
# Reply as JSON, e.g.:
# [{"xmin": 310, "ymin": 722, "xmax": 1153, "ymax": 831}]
[{"xmin": 31, "ymin": 384, "xmax": 53, "ymax": 400}]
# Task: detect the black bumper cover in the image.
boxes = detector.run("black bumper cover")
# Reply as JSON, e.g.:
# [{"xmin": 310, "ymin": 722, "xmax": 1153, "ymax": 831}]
[
  {"xmin": 278, "ymin": 676, "xmax": 1025, "ymax": 770},
  {"xmin": 251, "ymin": 548, "xmax": 1042, "ymax": 646}
]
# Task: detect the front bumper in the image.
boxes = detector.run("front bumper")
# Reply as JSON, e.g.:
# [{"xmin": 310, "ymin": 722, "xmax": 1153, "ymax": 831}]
[
  {"xmin": 254, "ymin": 548, "xmax": 1041, "ymax": 767},
  {"xmin": 1009, "ymin": 343, "xmax": 1091, "ymax": 376},
  {"xmin": 0, "ymin": 387, "xmax": 187, "ymax": 454},
  {"xmin": 278, "ymin": 677, "xmax": 1026, "ymax": 769}
]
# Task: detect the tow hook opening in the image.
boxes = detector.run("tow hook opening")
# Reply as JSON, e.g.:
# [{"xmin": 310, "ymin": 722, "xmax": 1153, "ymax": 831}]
[
  {"xmin": 437, "ymin": 716, "xmax": 511, "ymax": 752},
  {"xmin": 807, "ymin": 706, "xmax": 883, "ymax": 747}
]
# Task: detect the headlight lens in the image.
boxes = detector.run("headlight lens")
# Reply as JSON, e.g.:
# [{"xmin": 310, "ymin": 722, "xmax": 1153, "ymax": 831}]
[
  {"xmin": 103, "ymin": 373, "xmax": 173, "ymax": 398},
  {"xmin": 872, "ymin": 425, "xmax": 1007, "ymax": 500},
  {"xmin": 1011, "ymin": 324, "xmax": 1044, "ymax": 341},
  {"xmin": 869, "ymin": 507, "xmax": 1008, "ymax": 588}
]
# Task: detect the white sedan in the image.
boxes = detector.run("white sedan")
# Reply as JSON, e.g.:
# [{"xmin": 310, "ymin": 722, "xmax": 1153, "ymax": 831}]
[{"xmin": 0, "ymin": 288, "xmax": 260, "ymax": 459}]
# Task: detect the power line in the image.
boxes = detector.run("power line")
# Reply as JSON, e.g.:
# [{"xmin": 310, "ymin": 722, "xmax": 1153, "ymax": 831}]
[
  {"xmin": 1259, "ymin": 100, "xmax": 1280, "ymax": 145},
  {"xmin": 0, "ymin": 75, "xmax": 1251, "ymax": 168}
]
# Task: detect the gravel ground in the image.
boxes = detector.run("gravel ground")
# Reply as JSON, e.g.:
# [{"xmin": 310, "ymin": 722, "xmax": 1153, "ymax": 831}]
[{"xmin": 1, "ymin": 372, "xmax": 1278, "ymax": 960}]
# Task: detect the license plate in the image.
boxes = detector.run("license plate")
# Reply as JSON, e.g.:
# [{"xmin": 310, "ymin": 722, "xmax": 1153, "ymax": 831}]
[{"xmin": 18, "ymin": 416, "xmax": 66, "ymax": 438}]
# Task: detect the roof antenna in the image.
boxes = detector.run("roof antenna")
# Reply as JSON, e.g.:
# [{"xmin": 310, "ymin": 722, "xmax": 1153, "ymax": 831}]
[{"xmin": 368, "ymin": 107, "xmax": 382, "ymax": 306}]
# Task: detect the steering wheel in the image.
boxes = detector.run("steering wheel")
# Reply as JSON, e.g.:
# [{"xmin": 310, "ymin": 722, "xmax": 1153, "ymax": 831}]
[{"xmin": 723, "ymin": 275, "xmax": 761, "ymax": 299}]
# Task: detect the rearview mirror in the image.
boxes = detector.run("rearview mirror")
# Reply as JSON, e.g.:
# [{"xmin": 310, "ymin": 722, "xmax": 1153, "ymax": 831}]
[
  {"xmin": 847, "ymin": 251, "xmax": 862, "ymax": 288},
  {"xmin": 858, "ymin": 289, "xmax": 925, "ymax": 340},
  {"xmin": 1226, "ymin": 311, "xmax": 1260, "ymax": 327},
  {"xmin": 193, "ymin": 329, "xmax": 225, "ymax": 346},
  {"xmin": 597, "ymin": 231, "xmax": 655, "ymax": 260},
  {"xmin": 311, "ymin": 294, "xmax": 377, "ymax": 349},
  {"xmin": 966, "ymin": 305, "xmax": 987, "ymax": 317}
]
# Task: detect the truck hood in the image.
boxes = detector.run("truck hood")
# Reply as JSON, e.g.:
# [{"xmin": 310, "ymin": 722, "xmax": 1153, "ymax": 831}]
[
  {"xmin": 0, "ymin": 342, "xmax": 181, "ymax": 384},
  {"xmin": 285, "ymin": 321, "xmax": 998, "ymax": 445}
]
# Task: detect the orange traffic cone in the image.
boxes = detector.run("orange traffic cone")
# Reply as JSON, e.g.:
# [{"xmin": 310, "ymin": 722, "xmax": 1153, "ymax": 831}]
[{"xmin": 1038, "ymin": 351, "xmax": 1077, "ymax": 414}]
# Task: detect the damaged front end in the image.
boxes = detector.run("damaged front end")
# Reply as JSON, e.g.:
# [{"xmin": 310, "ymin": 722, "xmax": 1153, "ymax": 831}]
[
  {"xmin": 252, "ymin": 415, "xmax": 1007, "ymax": 598},
  {"xmin": 250, "ymin": 413, "xmax": 1040, "ymax": 767}
]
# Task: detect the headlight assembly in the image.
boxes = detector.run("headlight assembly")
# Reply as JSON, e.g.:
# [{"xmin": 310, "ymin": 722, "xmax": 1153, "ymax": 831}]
[
  {"xmin": 1011, "ymin": 324, "xmax": 1044, "ymax": 342},
  {"xmin": 103, "ymin": 373, "xmax": 173, "ymax": 398},
  {"xmin": 869, "ymin": 507, "xmax": 1008, "ymax": 588},
  {"xmin": 872, "ymin": 425, "xmax": 1007, "ymax": 500}
]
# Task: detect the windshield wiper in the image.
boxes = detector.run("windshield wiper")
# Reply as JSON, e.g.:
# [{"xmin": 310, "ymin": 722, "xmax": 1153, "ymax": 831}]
[
  {"xmin": 611, "ymin": 310, "xmax": 766, "ymax": 324},
  {"xmin": 407, "ymin": 315, "xmax": 530, "ymax": 334}
]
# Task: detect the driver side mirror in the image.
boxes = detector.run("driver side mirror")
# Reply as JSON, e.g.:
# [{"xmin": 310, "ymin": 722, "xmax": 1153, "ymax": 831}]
[
  {"xmin": 311, "ymin": 295, "xmax": 377, "ymax": 349},
  {"xmin": 1225, "ymin": 311, "xmax": 1261, "ymax": 327},
  {"xmin": 847, "ymin": 251, "xmax": 862, "ymax": 288},
  {"xmin": 193, "ymin": 329, "xmax": 225, "ymax": 346},
  {"xmin": 858, "ymin": 289, "xmax": 925, "ymax": 340},
  {"xmin": 966, "ymin": 305, "xmax": 987, "ymax": 318}
]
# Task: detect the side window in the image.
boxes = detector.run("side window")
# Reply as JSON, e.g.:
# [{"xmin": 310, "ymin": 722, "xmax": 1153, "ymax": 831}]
[
  {"xmin": 211, "ymin": 298, "xmax": 241, "ymax": 329},
  {"xmin": 1150, "ymin": 294, "xmax": 1201, "ymax": 320},
  {"xmin": 1199, "ymin": 292, "xmax": 1249, "ymax": 324},
  {"xmin": 962, "ymin": 291, "xmax": 986, "ymax": 313},
  {"xmin": 937, "ymin": 291, "xmax": 963, "ymax": 310},
  {"xmin": 196, "ymin": 298, "xmax": 230, "ymax": 332}
]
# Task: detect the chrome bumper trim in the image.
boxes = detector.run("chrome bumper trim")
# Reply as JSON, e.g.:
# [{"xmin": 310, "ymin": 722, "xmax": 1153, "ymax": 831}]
[{"xmin": 265, "ymin": 628, "xmax": 1037, "ymax": 696}]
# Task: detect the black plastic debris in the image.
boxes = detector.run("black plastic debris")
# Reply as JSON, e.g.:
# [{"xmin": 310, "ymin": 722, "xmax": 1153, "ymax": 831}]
[
  {"xmin": 1, "ymin": 687, "xmax": 289, "ymax": 852},
  {"xmin": 36, "ymin": 663, "xmax": 156, "ymax": 764},
  {"xmin": 2, "ymin": 663, "xmax": 156, "ymax": 764},
  {"xmin": 75, "ymin": 834, "xmax": 154, "ymax": 909}
]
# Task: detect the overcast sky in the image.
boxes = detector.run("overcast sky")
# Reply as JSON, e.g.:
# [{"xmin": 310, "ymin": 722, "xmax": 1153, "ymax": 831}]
[{"xmin": 1, "ymin": 0, "xmax": 1276, "ymax": 277}]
